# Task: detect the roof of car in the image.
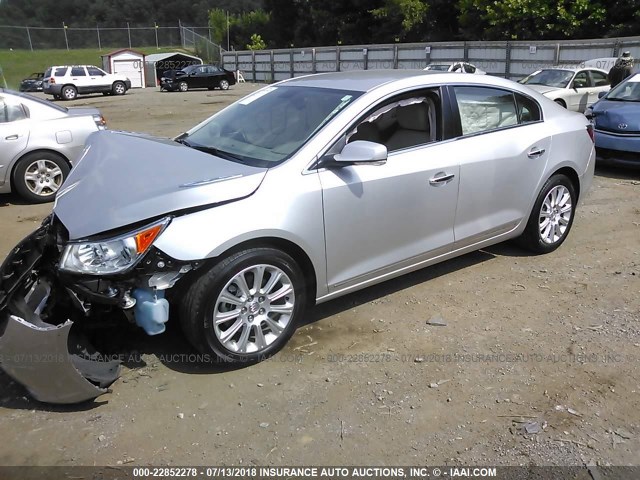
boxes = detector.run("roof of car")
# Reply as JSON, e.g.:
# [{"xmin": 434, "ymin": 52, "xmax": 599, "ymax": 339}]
[
  {"xmin": 537, "ymin": 66, "xmax": 607, "ymax": 73},
  {"xmin": 279, "ymin": 70, "xmax": 441, "ymax": 92}
]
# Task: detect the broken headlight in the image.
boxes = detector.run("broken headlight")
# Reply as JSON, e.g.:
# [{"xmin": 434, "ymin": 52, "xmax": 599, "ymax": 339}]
[{"xmin": 59, "ymin": 218, "xmax": 170, "ymax": 275}]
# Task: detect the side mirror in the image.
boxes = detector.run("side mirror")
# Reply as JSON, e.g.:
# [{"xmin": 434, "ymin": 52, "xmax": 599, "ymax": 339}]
[
  {"xmin": 598, "ymin": 91, "xmax": 607, "ymax": 99},
  {"xmin": 328, "ymin": 141, "xmax": 388, "ymax": 167}
]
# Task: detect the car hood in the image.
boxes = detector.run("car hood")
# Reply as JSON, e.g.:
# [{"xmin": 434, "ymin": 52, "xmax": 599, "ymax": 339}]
[
  {"xmin": 592, "ymin": 100, "xmax": 640, "ymax": 132},
  {"xmin": 523, "ymin": 85, "xmax": 561, "ymax": 95},
  {"xmin": 53, "ymin": 131, "xmax": 267, "ymax": 240}
]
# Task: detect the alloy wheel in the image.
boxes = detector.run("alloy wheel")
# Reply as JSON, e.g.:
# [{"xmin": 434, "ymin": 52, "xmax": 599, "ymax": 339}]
[
  {"xmin": 538, "ymin": 185, "xmax": 573, "ymax": 244},
  {"xmin": 213, "ymin": 264, "xmax": 295, "ymax": 354},
  {"xmin": 23, "ymin": 159, "xmax": 65, "ymax": 197}
]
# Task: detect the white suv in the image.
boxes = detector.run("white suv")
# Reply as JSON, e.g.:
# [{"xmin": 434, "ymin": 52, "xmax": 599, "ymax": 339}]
[{"xmin": 43, "ymin": 65, "xmax": 132, "ymax": 100}]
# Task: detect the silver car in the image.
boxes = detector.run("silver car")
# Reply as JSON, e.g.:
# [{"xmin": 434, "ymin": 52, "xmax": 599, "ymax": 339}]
[
  {"xmin": 0, "ymin": 70, "xmax": 595, "ymax": 403},
  {"xmin": 519, "ymin": 67, "xmax": 610, "ymax": 112},
  {"xmin": 0, "ymin": 88, "xmax": 106, "ymax": 203}
]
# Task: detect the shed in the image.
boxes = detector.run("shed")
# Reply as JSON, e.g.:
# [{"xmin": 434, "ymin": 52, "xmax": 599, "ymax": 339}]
[
  {"xmin": 144, "ymin": 52, "xmax": 203, "ymax": 87},
  {"xmin": 101, "ymin": 49, "xmax": 146, "ymax": 88}
]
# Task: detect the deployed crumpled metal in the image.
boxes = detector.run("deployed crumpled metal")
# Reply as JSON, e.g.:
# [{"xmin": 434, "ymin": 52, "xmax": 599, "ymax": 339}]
[{"xmin": 0, "ymin": 221, "xmax": 120, "ymax": 404}]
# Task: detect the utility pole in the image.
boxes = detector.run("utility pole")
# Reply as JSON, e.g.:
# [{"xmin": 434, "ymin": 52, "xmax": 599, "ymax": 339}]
[
  {"xmin": 226, "ymin": 11, "xmax": 230, "ymax": 51},
  {"xmin": 63, "ymin": 22, "xmax": 69, "ymax": 50}
]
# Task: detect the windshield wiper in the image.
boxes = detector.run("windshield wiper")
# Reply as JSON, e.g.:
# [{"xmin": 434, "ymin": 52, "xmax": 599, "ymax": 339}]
[
  {"xmin": 174, "ymin": 136, "xmax": 192, "ymax": 147},
  {"xmin": 192, "ymin": 146, "xmax": 248, "ymax": 163}
]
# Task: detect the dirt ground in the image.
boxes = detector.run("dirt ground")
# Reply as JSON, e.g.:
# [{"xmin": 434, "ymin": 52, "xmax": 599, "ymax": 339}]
[{"xmin": 0, "ymin": 84, "xmax": 639, "ymax": 468}]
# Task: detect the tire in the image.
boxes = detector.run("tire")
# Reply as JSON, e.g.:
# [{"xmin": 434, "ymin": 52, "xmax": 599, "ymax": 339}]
[
  {"xmin": 12, "ymin": 151, "xmax": 70, "ymax": 203},
  {"xmin": 219, "ymin": 79, "xmax": 230, "ymax": 90},
  {"xmin": 61, "ymin": 85, "xmax": 77, "ymax": 101},
  {"xmin": 112, "ymin": 81, "xmax": 126, "ymax": 95},
  {"xmin": 53, "ymin": 94, "xmax": 61, "ymax": 100},
  {"xmin": 102, "ymin": 92, "xmax": 111, "ymax": 96},
  {"xmin": 517, "ymin": 174, "xmax": 576, "ymax": 254},
  {"xmin": 554, "ymin": 99, "xmax": 566, "ymax": 108},
  {"xmin": 180, "ymin": 248, "xmax": 307, "ymax": 364},
  {"xmin": 178, "ymin": 81, "xmax": 188, "ymax": 92}
]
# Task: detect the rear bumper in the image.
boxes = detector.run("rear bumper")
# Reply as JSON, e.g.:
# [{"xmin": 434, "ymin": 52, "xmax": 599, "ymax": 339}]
[
  {"xmin": 43, "ymin": 84, "xmax": 63, "ymax": 95},
  {"xmin": 0, "ymin": 222, "xmax": 120, "ymax": 404}
]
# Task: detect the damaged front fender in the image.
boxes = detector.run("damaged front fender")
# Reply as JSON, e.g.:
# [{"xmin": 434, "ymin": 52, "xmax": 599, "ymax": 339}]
[{"xmin": 0, "ymin": 220, "xmax": 120, "ymax": 404}]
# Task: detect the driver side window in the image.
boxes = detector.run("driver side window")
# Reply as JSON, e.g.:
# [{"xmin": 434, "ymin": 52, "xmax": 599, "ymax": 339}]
[{"xmin": 572, "ymin": 71, "xmax": 589, "ymax": 89}]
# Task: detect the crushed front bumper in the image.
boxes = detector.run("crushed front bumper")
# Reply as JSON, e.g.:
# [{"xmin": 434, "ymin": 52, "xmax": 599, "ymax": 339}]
[{"xmin": 0, "ymin": 220, "xmax": 120, "ymax": 404}]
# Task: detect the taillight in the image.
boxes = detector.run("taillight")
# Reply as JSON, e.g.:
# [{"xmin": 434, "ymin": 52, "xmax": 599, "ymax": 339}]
[
  {"xmin": 93, "ymin": 114, "xmax": 107, "ymax": 130},
  {"xmin": 49, "ymin": 77, "xmax": 55, "ymax": 84},
  {"xmin": 586, "ymin": 124, "xmax": 595, "ymax": 143}
]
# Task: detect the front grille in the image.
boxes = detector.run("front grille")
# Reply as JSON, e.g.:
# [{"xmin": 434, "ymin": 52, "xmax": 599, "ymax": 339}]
[{"xmin": 595, "ymin": 126, "xmax": 640, "ymax": 135}]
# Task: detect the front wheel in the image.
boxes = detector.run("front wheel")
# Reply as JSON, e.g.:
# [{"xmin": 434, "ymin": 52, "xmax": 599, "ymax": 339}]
[
  {"xmin": 180, "ymin": 248, "xmax": 306, "ymax": 364},
  {"xmin": 12, "ymin": 151, "xmax": 70, "ymax": 203},
  {"xmin": 517, "ymin": 174, "xmax": 576, "ymax": 254},
  {"xmin": 219, "ymin": 79, "xmax": 230, "ymax": 90}
]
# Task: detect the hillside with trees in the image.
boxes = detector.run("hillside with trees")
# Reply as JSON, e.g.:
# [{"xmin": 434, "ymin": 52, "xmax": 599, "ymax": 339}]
[{"xmin": 1, "ymin": 0, "xmax": 638, "ymax": 50}]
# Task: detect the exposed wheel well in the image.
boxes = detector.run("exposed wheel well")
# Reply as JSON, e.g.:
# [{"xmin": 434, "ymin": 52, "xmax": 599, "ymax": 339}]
[
  {"xmin": 554, "ymin": 98, "xmax": 566, "ymax": 107},
  {"xmin": 11, "ymin": 149, "xmax": 71, "ymax": 189},
  {"xmin": 550, "ymin": 166, "xmax": 580, "ymax": 201},
  {"xmin": 212, "ymin": 237, "xmax": 318, "ymax": 306}
]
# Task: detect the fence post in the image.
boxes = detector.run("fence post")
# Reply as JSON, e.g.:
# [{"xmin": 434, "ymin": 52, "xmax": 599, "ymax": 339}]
[
  {"xmin": 613, "ymin": 40, "xmax": 621, "ymax": 57},
  {"xmin": 270, "ymin": 50, "xmax": 275, "ymax": 82},
  {"xmin": 312, "ymin": 48, "xmax": 316, "ymax": 74},
  {"xmin": 96, "ymin": 24, "xmax": 101, "ymax": 50},
  {"xmin": 393, "ymin": 44, "xmax": 398, "ymax": 69},
  {"xmin": 463, "ymin": 41, "xmax": 469, "ymax": 62},
  {"xmin": 63, "ymin": 22, "xmax": 69, "ymax": 50},
  {"xmin": 252, "ymin": 50, "xmax": 256, "ymax": 82},
  {"xmin": 363, "ymin": 48, "xmax": 368, "ymax": 70},
  {"xmin": 505, "ymin": 41, "xmax": 511, "ymax": 79},
  {"xmin": 155, "ymin": 23, "xmax": 159, "ymax": 49},
  {"xmin": 336, "ymin": 47, "xmax": 341, "ymax": 72},
  {"xmin": 554, "ymin": 43, "xmax": 560, "ymax": 65},
  {"xmin": 26, "ymin": 27, "xmax": 33, "ymax": 51},
  {"xmin": 290, "ymin": 49, "xmax": 294, "ymax": 78},
  {"xmin": 425, "ymin": 45, "xmax": 431, "ymax": 67}
]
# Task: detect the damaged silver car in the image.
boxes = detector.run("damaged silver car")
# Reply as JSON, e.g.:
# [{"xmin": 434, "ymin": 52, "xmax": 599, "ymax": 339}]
[{"xmin": 0, "ymin": 71, "xmax": 595, "ymax": 403}]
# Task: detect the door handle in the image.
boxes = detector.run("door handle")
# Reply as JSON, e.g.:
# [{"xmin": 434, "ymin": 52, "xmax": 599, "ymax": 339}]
[
  {"xmin": 5, "ymin": 135, "xmax": 19, "ymax": 140},
  {"xmin": 527, "ymin": 147, "xmax": 546, "ymax": 158},
  {"xmin": 429, "ymin": 172, "xmax": 455, "ymax": 185}
]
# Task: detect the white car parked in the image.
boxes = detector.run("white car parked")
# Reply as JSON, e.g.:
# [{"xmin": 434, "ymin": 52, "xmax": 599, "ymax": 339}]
[
  {"xmin": 42, "ymin": 65, "xmax": 132, "ymax": 101},
  {"xmin": 424, "ymin": 62, "xmax": 486, "ymax": 74},
  {"xmin": 518, "ymin": 67, "xmax": 610, "ymax": 113}
]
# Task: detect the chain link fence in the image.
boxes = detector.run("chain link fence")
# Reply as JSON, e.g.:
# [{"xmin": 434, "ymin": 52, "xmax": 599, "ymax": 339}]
[{"xmin": 0, "ymin": 24, "xmax": 212, "ymax": 51}]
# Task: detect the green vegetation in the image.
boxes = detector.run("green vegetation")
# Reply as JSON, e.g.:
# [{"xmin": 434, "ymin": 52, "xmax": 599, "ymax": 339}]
[{"xmin": 0, "ymin": 46, "xmax": 192, "ymax": 90}]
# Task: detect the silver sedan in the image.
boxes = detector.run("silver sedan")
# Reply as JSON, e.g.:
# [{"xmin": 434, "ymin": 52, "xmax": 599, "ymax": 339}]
[
  {"xmin": 0, "ymin": 71, "xmax": 595, "ymax": 403},
  {"xmin": 0, "ymin": 89, "xmax": 106, "ymax": 203}
]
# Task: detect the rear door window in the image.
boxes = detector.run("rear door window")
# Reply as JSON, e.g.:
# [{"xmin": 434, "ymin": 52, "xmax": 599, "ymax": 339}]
[
  {"xmin": 71, "ymin": 67, "xmax": 86, "ymax": 76},
  {"xmin": 453, "ymin": 86, "xmax": 518, "ymax": 135}
]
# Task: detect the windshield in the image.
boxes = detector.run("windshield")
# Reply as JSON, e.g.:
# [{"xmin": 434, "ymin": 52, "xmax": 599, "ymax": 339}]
[
  {"xmin": 184, "ymin": 85, "xmax": 362, "ymax": 167},
  {"xmin": 520, "ymin": 69, "xmax": 574, "ymax": 88},
  {"xmin": 605, "ymin": 74, "xmax": 640, "ymax": 101}
]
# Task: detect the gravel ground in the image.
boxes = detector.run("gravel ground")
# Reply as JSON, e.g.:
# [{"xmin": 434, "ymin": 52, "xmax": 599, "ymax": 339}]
[{"xmin": 0, "ymin": 84, "xmax": 639, "ymax": 468}]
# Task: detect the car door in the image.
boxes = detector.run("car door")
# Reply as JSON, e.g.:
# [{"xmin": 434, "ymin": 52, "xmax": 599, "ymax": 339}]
[
  {"xmin": 587, "ymin": 69, "xmax": 610, "ymax": 106},
  {"xmin": 567, "ymin": 70, "xmax": 591, "ymax": 111},
  {"xmin": 86, "ymin": 66, "xmax": 109, "ymax": 92},
  {"xmin": 319, "ymin": 91, "xmax": 460, "ymax": 291},
  {"xmin": 69, "ymin": 66, "xmax": 90, "ymax": 93},
  {"xmin": 190, "ymin": 66, "xmax": 207, "ymax": 88},
  {"xmin": 0, "ymin": 95, "xmax": 30, "ymax": 187},
  {"xmin": 449, "ymin": 85, "xmax": 551, "ymax": 247}
]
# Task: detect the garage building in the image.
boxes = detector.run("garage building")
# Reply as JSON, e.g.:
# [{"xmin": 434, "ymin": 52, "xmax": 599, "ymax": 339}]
[
  {"xmin": 144, "ymin": 52, "xmax": 203, "ymax": 87},
  {"xmin": 101, "ymin": 49, "xmax": 146, "ymax": 88}
]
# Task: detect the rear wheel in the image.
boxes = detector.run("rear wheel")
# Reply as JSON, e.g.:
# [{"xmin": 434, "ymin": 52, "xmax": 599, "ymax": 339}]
[
  {"xmin": 112, "ymin": 81, "xmax": 126, "ymax": 95},
  {"xmin": 13, "ymin": 151, "xmax": 70, "ymax": 203},
  {"xmin": 178, "ymin": 81, "xmax": 188, "ymax": 92},
  {"xmin": 219, "ymin": 79, "xmax": 230, "ymax": 90},
  {"xmin": 517, "ymin": 174, "xmax": 576, "ymax": 254},
  {"xmin": 180, "ymin": 248, "xmax": 306, "ymax": 364},
  {"xmin": 61, "ymin": 85, "xmax": 77, "ymax": 101}
]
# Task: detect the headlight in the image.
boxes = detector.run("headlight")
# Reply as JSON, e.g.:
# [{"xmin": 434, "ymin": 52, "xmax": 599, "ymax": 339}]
[{"xmin": 59, "ymin": 218, "xmax": 170, "ymax": 275}]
